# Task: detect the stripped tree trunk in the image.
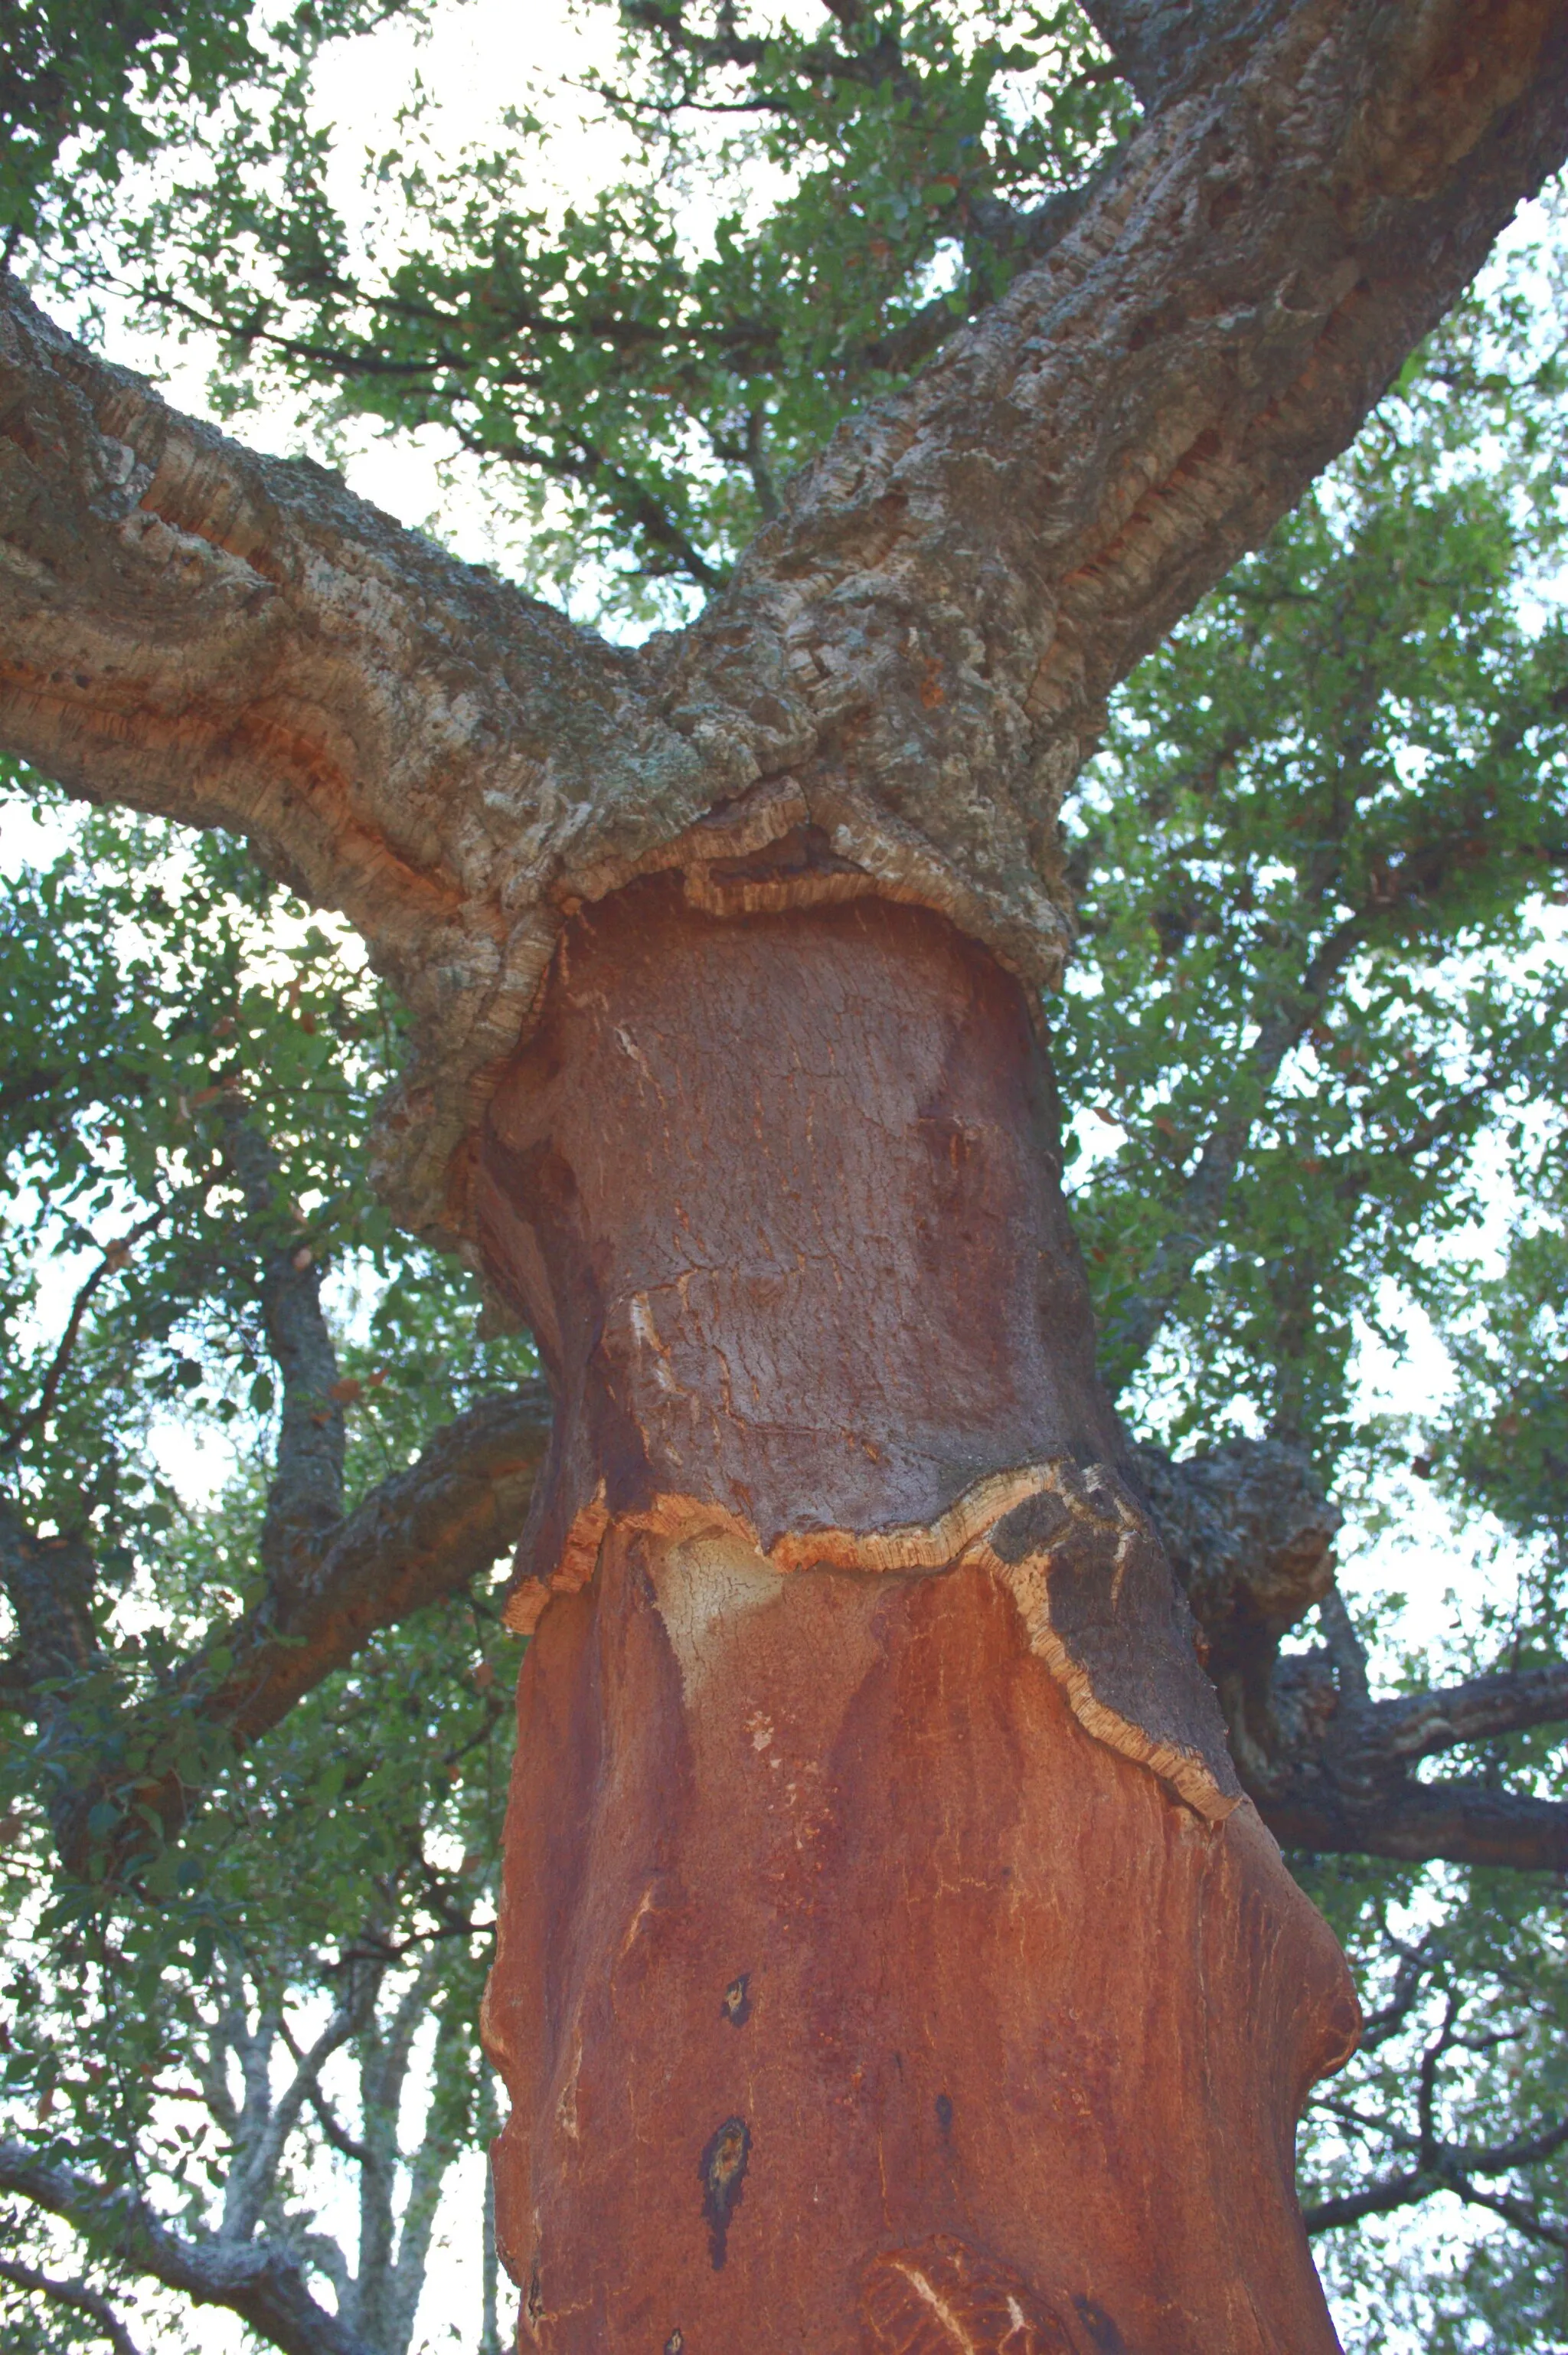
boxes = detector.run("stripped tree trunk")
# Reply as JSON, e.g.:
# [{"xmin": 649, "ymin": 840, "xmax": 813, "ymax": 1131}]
[
  {"xmin": 2, "ymin": 5, "xmax": 1566, "ymax": 2349},
  {"xmin": 476, "ymin": 879, "xmax": 1357, "ymax": 2350}
]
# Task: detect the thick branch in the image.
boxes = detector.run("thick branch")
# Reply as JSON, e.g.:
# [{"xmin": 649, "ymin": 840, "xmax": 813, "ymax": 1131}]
[
  {"xmin": 2, "ymin": 3, "xmax": 1563, "ymax": 1245},
  {"xmin": 1266, "ymin": 1769, "xmax": 1568, "ymax": 1874},
  {"xmin": 0, "ymin": 278, "xmax": 728, "ymax": 1235},
  {"xmin": 120, "ymin": 1379, "xmax": 548, "ymax": 1862},
  {"xmin": 1370, "ymin": 1666, "xmax": 1568, "ymax": 1764},
  {"xmin": 666, "ymin": 0, "xmax": 1568, "ymax": 1009},
  {"xmin": 1080, "ymin": 2, "xmax": 1280, "ymax": 109},
  {"xmin": 1258, "ymin": 1634, "xmax": 1568, "ymax": 1871},
  {"xmin": 198, "ymin": 1378, "xmax": 550, "ymax": 1750},
  {"xmin": 1305, "ymin": 2151, "xmax": 1568, "ymax": 2245},
  {"xmin": 2, "ymin": 1382, "xmax": 550, "ymax": 1873},
  {"xmin": 0, "ymin": 2141, "xmax": 376, "ymax": 2355},
  {"xmin": 1137, "ymin": 1443, "xmax": 1568, "ymax": 1869}
]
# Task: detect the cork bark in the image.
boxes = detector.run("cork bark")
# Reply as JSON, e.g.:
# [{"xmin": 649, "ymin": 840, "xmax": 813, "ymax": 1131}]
[
  {"xmin": 0, "ymin": 3, "xmax": 1562, "ymax": 1246},
  {"xmin": 477, "ymin": 886, "xmax": 1357, "ymax": 2352},
  {"xmin": 2, "ymin": 5, "xmax": 1567, "ymax": 2345}
]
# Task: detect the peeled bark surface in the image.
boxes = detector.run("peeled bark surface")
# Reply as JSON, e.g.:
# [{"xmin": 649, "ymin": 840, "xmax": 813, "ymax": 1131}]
[
  {"xmin": 478, "ymin": 887, "xmax": 1358, "ymax": 2352},
  {"xmin": 5, "ymin": 6, "xmax": 1566, "ymax": 2340}
]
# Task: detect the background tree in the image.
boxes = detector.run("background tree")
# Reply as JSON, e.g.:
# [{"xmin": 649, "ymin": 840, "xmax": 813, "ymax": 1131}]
[{"xmin": 0, "ymin": 2, "xmax": 1566, "ymax": 2349}]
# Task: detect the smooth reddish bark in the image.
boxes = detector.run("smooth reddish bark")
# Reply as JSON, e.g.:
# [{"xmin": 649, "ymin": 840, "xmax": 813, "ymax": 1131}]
[{"xmin": 473, "ymin": 880, "xmax": 1358, "ymax": 2353}]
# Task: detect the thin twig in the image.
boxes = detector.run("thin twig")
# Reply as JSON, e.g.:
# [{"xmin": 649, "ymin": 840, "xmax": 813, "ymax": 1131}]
[
  {"xmin": 0, "ymin": 1202, "xmax": 171, "ymax": 1462},
  {"xmin": 0, "ymin": 2252, "xmax": 145, "ymax": 2355}
]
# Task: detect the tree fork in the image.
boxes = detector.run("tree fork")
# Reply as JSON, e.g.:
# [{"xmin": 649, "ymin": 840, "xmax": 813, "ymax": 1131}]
[
  {"xmin": 474, "ymin": 877, "xmax": 1359, "ymax": 2351},
  {"xmin": 4, "ymin": 2, "xmax": 1568, "ymax": 2340}
]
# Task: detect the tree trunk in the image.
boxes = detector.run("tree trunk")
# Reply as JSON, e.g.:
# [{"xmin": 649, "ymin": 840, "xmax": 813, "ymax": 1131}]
[
  {"xmin": 5, "ymin": 9, "xmax": 1564, "ymax": 2344},
  {"xmin": 475, "ymin": 876, "xmax": 1359, "ymax": 2353}
]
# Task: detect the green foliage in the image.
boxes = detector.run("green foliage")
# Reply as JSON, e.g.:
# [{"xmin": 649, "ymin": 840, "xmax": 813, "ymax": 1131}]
[
  {"xmin": 28, "ymin": 1, "xmax": 1130, "ymax": 621},
  {"xmin": 2, "ymin": 6, "xmax": 1568, "ymax": 2350},
  {"xmin": 0, "ymin": 777, "xmax": 532, "ymax": 2350},
  {"xmin": 1058, "ymin": 241, "xmax": 1568, "ymax": 1460},
  {"xmin": 1048, "ymin": 225, "xmax": 1568, "ymax": 2349},
  {"xmin": 1298, "ymin": 1855, "xmax": 1568, "ymax": 2353},
  {"xmin": 0, "ymin": 0, "xmax": 430, "ymax": 256},
  {"xmin": 2, "ymin": 1568, "xmax": 512, "ymax": 2348},
  {"xmin": 0, "ymin": 783, "xmax": 528, "ymax": 1544}
]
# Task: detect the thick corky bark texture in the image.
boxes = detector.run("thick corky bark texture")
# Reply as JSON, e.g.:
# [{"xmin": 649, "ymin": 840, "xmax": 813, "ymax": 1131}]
[
  {"xmin": 477, "ymin": 889, "xmax": 1353, "ymax": 2351},
  {"xmin": 3, "ymin": 6, "xmax": 1567, "ymax": 2346},
  {"xmin": 1143, "ymin": 1454, "xmax": 1568, "ymax": 1871},
  {"xmin": 1, "ymin": 2, "xmax": 1563, "ymax": 1243}
]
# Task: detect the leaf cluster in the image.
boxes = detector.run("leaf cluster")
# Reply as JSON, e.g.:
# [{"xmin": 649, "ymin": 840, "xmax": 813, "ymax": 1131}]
[
  {"xmin": 1, "ymin": 0, "xmax": 428, "ymax": 255},
  {"xmin": 29, "ymin": 1, "xmax": 1132, "ymax": 620}
]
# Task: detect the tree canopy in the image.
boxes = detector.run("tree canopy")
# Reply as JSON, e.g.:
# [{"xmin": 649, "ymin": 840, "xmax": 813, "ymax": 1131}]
[{"xmin": 2, "ymin": 4, "xmax": 1567, "ymax": 2350}]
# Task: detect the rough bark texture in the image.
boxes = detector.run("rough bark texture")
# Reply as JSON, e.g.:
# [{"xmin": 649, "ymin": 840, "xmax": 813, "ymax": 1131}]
[
  {"xmin": 1, "ymin": 2, "xmax": 1563, "ymax": 1246},
  {"xmin": 3, "ymin": 7, "xmax": 1568, "ymax": 2347},
  {"xmin": 478, "ymin": 889, "xmax": 1356, "ymax": 2352},
  {"xmin": 1143, "ymin": 1454, "xmax": 1568, "ymax": 1871},
  {"xmin": 15, "ymin": 1380, "xmax": 1557, "ymax": 1879}
]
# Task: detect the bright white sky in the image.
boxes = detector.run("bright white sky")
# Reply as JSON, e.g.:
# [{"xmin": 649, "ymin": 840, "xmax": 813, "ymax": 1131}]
[{"xmin": 5, "ymin": 4, "xmax": 1563, "ymax": 2349}]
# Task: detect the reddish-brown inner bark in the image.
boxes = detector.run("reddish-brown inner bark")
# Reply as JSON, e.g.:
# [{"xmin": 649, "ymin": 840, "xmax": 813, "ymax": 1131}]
[{"xmin": 474, "ymin": 879, "xmax": 1359, "ymax": 2353}]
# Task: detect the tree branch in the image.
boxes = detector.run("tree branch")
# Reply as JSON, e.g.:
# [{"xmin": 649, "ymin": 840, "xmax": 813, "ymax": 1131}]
[
  {"xmin": 0, "ymin": 2250, "xmax": 145, "ymax": 2355},
  {"xmin": 13, "ymin": 1372, "xmax": 1566, "ymax": 1874},
  {"xmin": 619, "ymin": 0, "xmax": 913, "ymax": 100},
  {"xmin": 1, "ymin": 1381, "xmax": 551, "ymax": 1873},
  {"xmin": 221, "ymin": 1105, "xmax": 345, "ymax": 1584},
  {"xmin": 134, "ymin": 1377, "xmax": 547, "ymax": 1855},
  {"xmin": 1138, "ymin": 1441, "xmax": 1568, "ymax": 1869},
  {"xmin": 222, "ymin": 1967, "xmax": 382, "ymax": 2246},
  {"xmin": 0, "ymin": 1502, "xmax": 115, "ymax": 1863},
  {"xmin": 1370, "ymin": 1666, "xmax": 1568, "ymax": 1765},
  {"xmin": 1264, "ymin": 1755, "xmax": 1568, "ymax": 1873},
  {"xmin": 0, "ymin": 2141, "xmax": 377, "ymax": 2355},
  {"xmin": 1080, "ymin": 2, "xmax": 1279, "ymax": 110},
  {"xmin": 1093, "ymin": 669, "xmax": 1563, "ymax": 1385},
  {"xmin": 0, "ymin": 273, "xmax": 724, "ymax": 1237},
  {"xmin": 0, "ymin": 1202, "xmax": 172, "ymax": 1463},
  {"xmin": 196, "ymin": 1379, "xmax": 550, "ymax": 1751},
  {"xmin": 457, "ymin": 424, "xmax": 727, "ymax": 590},
  {"xmin": 4, "ymin": 4, "xmax": 1563, "ymax": 1244},
  {"xmin": 1256, "ymin": 1630, "xmax": 1568, "ymax": 1869},
  {"xmin": 1305, "ymin": 2156, "xmax": 1568, "ymax": 2245},
  {"xmin": 671, "ymin": 0, "xmax": 1568, "ymax": 1013},
  {"xmin": 1104, "ymin": 911, "xmax": 1371, "ymax": 1376}
]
